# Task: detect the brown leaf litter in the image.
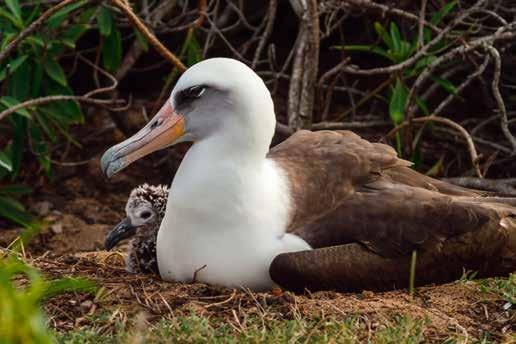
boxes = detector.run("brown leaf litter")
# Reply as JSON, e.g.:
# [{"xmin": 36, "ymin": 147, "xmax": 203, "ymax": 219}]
[{"xmin": 18, "ymin": 251, "xmax": 513, "ymax": 342}]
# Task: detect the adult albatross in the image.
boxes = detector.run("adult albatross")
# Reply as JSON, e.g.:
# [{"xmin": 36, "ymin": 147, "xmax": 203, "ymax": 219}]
[{"xmin": 101, "ymin": 58, "xmax": 516, "ymax": 292}]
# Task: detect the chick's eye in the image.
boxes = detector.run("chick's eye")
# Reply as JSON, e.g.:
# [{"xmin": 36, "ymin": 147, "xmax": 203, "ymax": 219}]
[
  {"xmin": 140, "ymin": 211, "xmax": 152, "ymax": 219},
  {"xmin": 184, "ymin": 85, "xmax": 205, "ymax": 99}
]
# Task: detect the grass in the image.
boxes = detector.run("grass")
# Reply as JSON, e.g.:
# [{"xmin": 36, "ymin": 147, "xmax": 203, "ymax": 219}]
[
  {"xmin": 54, "ymin": 312, "xmax": 431, "ymax": 344},
  {"xmin": 477, "ymin": 273, "xmax": 515, "ymax": 311}
]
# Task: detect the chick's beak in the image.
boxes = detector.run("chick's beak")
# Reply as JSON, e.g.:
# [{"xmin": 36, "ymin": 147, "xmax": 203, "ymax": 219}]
[
  {"xmin": 100, "ymin": 102, "xmax": 185, "ymax": 178},
  {"xmin": 104, "ymin": 217, "xmax": 136, "ymax": 250}
]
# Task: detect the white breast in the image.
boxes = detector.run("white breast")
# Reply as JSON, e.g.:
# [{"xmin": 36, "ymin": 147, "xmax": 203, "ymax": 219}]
[{"xmin": 156, "ymin": 140, "xmax": 311, "ymax": 290}]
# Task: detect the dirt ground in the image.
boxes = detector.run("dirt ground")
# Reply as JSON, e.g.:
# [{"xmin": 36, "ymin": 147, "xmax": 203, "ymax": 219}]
[{"xmin": 0, "ymin": 122, "xmax": 514, "ymax": 343}]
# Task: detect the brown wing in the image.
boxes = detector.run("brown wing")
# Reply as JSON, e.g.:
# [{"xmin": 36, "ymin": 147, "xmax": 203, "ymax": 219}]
[
  {"xmin": 268, "ymin": 130, "xmax": 411, "ymax": 230},
  {"xmin": 270, "ymin": 190, "xmax": 516, "ymax": 292},
  {"xmin": 291, "ymin": 184, "xmax": 493, "ymax": 257},
  {"xmin": 269, "ymin": 130, "xmax": 479, "ymax": 231},
  {"xmin": 267, "ymin": 130, "xmax": 516, "ymax": 291}
]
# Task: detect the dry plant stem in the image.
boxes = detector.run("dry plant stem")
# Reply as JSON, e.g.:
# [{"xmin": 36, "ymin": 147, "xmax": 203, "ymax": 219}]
[
  {"xmin": 385, "ymin": 116, "xmax": 483, "ymax": 178},
  {"xmin": 484, "ymin": 45, "xmax": 516, "ymax": 152},
  {"xmin": 433, "ymin": 56, "xmax": 490, "ymax": 116},
  {"xmin": 317, "ymin": 58, "xmax": 350, "ymax": 121},
  {"xmin": 343, "ymin": 0, "xmax": 441, "ymax": 34},
  {"xmin": 312, "ymin": 120, "xmax": 390, "ymax": 130},
  {"xmin": 335, "ymin": 76, "xmax": 393, "ymax": 121},
  {"xmin": 115, "ymin": 0, "xmax": 181, "ymax": 80},
  {"xmin": 287, "ymin": 0, "xmax": 320, "ymax": 130},
  {"xmin": 109, "ymin": 0, "xmax": 186, "ymax": 72},
  {"xmin": 0, "ymin": 96, "xmax": 120, "ymax": 122},
  {"xmin": 251, "ymin": 0, "xmax": 277, "ymax": 69},
  {"xmin": 417, "ymin": 0, "xmax": 428, "ymax": 49},
  {"xmin": 405, "ymin": 29, "xmax": 516, "ymax": 120},
  {"xmin": 299, "ymin": 0, "xmax": 320, "ymax": 129},
  {"xmin": 0, "ymin": 0, "xmax": 87, "ymax": 65},
  {"xmin": 443, "ymin": 177, "xmax": 516, "ymax": 196},
  {"xmin": 287, "ymin": 24, "xmax": 306, "ymax": 129}
]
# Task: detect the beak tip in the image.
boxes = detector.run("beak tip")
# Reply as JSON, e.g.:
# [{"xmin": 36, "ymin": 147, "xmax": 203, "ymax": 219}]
[{"xmin": 100, "ymin": 147, "xmax": 121, "ymax": 178}]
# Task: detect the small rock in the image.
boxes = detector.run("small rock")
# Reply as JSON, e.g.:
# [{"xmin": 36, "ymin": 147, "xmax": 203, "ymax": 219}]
[
  {"xmin": 51, "ymin": 222, "xmax": 63, "ymax": 234},
  {"xmin": 80, "ymin": 300, "xmax": 93, "ymax": 312},
  {"xmin": 32, "ymin": 201, "xmax": 53, "ymax": 216}
]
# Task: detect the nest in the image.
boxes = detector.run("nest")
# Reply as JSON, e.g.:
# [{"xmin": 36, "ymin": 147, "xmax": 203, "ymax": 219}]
[{"xmin": 19, "ymin": 251, "xmax": 513, "ymax": 340}]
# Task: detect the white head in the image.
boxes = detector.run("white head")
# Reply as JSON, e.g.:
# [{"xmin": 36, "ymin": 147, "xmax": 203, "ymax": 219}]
[{"xmin": 101, "ymin": 58, "xmax": 276, "ymax": 177}]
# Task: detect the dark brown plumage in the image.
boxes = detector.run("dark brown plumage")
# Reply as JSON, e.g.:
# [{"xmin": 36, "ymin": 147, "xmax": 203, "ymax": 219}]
[{"xmin": 268, "ymin": 130, "xmax": 516, "ymax": 292}]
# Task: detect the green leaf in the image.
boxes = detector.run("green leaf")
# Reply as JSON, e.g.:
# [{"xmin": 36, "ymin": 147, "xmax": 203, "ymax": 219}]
[
  {"xmin": 389, "ymin": 23, "xmax": 402, "ymax": 53},
  {"xmin": 0, "ymin": 151, "xmax": 13, "ymax": 172},
  {"xmin": 0, "ymin": 195, "xmax": 33, "ymax": 227},
  {"xmin": 42, "ymin": 277, "xmax": 97, "ymax": 299},
  {"xmin": 9, "ymin": 116, "xmax": 26, "ymax": 178},
  {"xmin": 431, "ymin": 1, "xmax": 458, "ymax": 25},
  {"xmin": 35, "ymin": 111, "xmax": 57, "ymax": 143},
  {"xmin": 30, "ymin": 126, "xmax": 52, "ymax": 175},
  {"xmin": 44, "ymin": 59, "xmax": 67, "ymax": 86},
  {"xmin": 0, "ymin": 8, "xmax": 22, "ymax": 29},
  {"xmin": 46, "ymin": 0, "xmax": 87, "ymax": 28},
  {"xmin": 334, "ymin": 45, "xmax": 392, "ymax": 61},
  {"xmin": 413, "ymin": 56, "xmax": 437, "ymax": 72},
  {"xmin": 0, "ymin": 55, "xmax": 28, "ymax": 82},
  {"xmin": 97, "ymin": 7, "xmax": 113, "ymax": 37},
  {"xmin": 0, "ymin": 184, "xmax": 32, "ymax": 196},
  {"xmin": 185, "ymin": 32, "xmax": 202, "ymax": 66},
  {"xmin": 5, "ymin": 0, "xmax": 22, "ymax": 22},
  {"xmin": 25, "ymin": 35, "xmax": 45, "ymax": 48},
  {"xmin": 374, "ymin": 22, "xmax": 392, "ymax": 48},
  {"xmin": 44, "ymin": 80, "xmax": 83, "ymax": 123},
  {"xmin": 134, "ymin": 29, "xmax": 148, "ymax": 52},
  {"xmin": 0, "ymin": 96, "xmax": 31, "ymax": 118},
  {"xmin": 102, "ymin": 27, "xmax": 122, "ymax": 72},
  {"xmin": 8, "ymin": 57, "xmax": 31, "ymax": 100},
  {"xmin": 431, "ymin": 76, "xmax": 457, "ymax": 95},
  {"xmin": 415, "ymin": 97, "xmax": 429, "ymax": 116},
  {"xmin": 61, "ymin": 24, "xmax": 88, "ymax": 48},
  {"xmin": 389, "ymin": 78, "xmax": 408, "ymax": 124},
  {"xmin": 31, "ymin": 60, "xmax": 43, "ymax": 98},
  {"xmin": 47, "ymin": 40, "xmax": 66, "ymax": 56},
  {"xmin": 1, "ymin": 32, "xmax": 17, "ymax": 50}
]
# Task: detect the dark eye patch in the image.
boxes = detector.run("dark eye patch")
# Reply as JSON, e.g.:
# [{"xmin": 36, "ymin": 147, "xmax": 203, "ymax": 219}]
[{"xmin": 175, "ymin": 85, "xmax": 207, "ymax": 107}]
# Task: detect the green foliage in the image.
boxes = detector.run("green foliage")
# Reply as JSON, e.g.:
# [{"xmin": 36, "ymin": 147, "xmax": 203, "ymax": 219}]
[
  {"xmin": 55, "ymin": 312, "xmax": 430, "ymax": 344},
  {"xmin": 478, "ymin": 274, "xmax": 515, "ymax": 311},
  {"xmin": 0, "ymin": 0, "xmax": 89, "ymax": 177},
  {"xmin": 98, "ymin": 6, "xmax": 123, "ymax": 72},
  {"xmin": 0, "ymin": 253, "xmax": 96, "ymax": 344},
  {"xmin": 0, "ymin": 0, "xmax": 125, "ymax": 228},
  {"xmin": 0, "ymin": 184, "xmax": 33, "ymax": 228},
  {"xmin": 334, "ymin": 2, "xmax": 459, "ymax": 158}
]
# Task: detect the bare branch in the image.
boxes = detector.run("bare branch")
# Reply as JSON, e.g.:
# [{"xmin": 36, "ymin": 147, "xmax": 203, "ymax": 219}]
[{"xmin": 385, "ymin": 115, "xmax": 483, "ymax": 178}]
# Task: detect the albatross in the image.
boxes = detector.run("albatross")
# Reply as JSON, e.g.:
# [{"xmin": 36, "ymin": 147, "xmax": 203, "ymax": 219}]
[
  {"xmin": 105, "ymin": 184, "xmax": 167, "ymax": 275},
  {"xmin": 101, "ymin": 58, "xmax": 516, "ymax": 292}
]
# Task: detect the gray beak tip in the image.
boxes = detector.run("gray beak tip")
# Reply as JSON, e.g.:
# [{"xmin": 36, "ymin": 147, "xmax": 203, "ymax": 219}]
[{"xmin": 100, "ymin": 147, "xmax": 121, "ymax": 179}]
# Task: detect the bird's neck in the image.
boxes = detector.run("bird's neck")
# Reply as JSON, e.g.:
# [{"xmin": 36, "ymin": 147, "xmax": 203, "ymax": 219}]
[{"xmin": 163, "ymin": 128, "xmax": 290, "ymax": 233}]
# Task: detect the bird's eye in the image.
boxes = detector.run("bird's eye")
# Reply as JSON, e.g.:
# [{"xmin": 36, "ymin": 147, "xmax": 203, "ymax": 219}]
[
  {"xmin": 140, "ymin": 211, "xmax": 152, "ymax": 219},
  {"xmin": 183, "ymin": 85, "xmax": 206, "ymax": 99}
]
